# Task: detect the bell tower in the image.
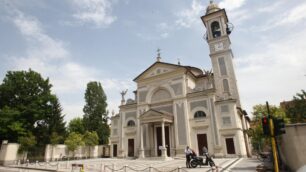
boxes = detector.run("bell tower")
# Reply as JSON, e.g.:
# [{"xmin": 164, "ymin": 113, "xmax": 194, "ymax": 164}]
[{"xmin": 201, "ymin": 0, "xmax": 241, "ymax": 107}]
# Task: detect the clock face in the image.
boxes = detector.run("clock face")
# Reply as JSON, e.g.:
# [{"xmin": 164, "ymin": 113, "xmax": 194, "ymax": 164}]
[{"xmin": 214, "ymin": 42, "xmax": 224, "ymax": 51}]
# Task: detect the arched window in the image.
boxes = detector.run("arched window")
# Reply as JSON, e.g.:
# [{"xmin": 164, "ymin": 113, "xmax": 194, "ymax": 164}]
[
  {"xmin": 127, "ymin": 120, "xmax": 135, "ymax": 127},
  {"xmin": 194, "ymin": 111, "xmax": 206, "ymax": 118},
  {"xmin": 223, "ymin": 79, "xmax": 230, "ymax": 92},
  {"xmin": 211, "ymin": 21, "xmax": 221, "ymax": 38},
  {"xmin": 151, "ymin": 89, "xmax": 171, "ymax": 102}
]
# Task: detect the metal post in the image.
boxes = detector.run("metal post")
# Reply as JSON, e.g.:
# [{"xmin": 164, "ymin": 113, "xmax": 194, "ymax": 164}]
[
  {"xmin": 100, "ymin": 164, "xmax": 103, "ymax": 172},
  {"xmin": 266, "ymin": 101, "xmax": 279, "ymax": 172}
]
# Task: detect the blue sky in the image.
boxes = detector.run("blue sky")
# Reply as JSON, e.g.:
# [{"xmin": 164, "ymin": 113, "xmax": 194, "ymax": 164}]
[{"xmin": 1, "ymin": 0, "xmax": 306, "ymax": 122}]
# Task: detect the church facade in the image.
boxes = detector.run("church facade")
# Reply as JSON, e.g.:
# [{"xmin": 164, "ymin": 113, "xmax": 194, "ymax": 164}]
[{"xmin": 110, "ymin": 1, "xmax": 251, "ymax": 159}]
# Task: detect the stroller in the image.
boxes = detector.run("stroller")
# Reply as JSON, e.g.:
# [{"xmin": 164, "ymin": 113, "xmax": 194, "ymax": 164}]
[{"xmin": 189, "ymin": 151, "xmax": 215, "ymax": 168}]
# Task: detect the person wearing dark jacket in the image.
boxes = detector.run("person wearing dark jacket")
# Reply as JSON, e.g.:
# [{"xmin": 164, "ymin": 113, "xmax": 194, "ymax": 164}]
[{"xmin": 185, "ymin": 146, "xmax": 193, "ymax": 168}]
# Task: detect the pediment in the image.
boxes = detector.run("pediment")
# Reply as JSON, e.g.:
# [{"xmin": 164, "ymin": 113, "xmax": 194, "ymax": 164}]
[
  {"xmin": 134, "ymin": 62, "xmax": 183, "ymax": 82},
  {"xmin": 139, "ymin": 109, "xmax": 173, "ymax": 124}
]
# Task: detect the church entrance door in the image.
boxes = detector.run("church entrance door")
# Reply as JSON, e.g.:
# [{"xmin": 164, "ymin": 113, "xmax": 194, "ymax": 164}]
[
  {"xmin": 156, "ymin": 126, "xmax": 170, "ymax": 156},
  {"xmin": 128, "ymin": 139, "xmax": 134, "ymax": 157},
  {"xmin": 225, "ymin": 138, "xmax": 236, "ymax": 154},
  {"xmin": 197, "ymin": 134, "xmax": 208, "ymax": 156},
  {"xmin": 113, "ymin": 144, "xmax": 117, "ymax": 157}
]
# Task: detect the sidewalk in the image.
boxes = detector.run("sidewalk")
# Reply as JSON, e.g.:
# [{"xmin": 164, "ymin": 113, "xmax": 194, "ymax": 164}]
[{"xmin": 227, "ymin": 158, "xmax": 263, "ymax": 172}]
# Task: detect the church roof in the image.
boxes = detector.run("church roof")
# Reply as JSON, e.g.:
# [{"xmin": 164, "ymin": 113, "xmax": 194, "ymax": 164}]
[{"xmin": 133, "ymin": 61, "xmax": 207, "ymax": 82}]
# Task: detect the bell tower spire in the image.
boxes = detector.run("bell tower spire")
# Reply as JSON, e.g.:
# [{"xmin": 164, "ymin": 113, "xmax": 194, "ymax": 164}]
[{"xmin": 201, "ymin": 1, "xmax": 240, "ymax": 107}]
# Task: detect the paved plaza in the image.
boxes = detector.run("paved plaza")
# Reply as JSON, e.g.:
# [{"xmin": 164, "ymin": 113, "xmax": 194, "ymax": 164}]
[{"xmin": 0, "ymin": 157, "xmax": 263, "ymax": 172}]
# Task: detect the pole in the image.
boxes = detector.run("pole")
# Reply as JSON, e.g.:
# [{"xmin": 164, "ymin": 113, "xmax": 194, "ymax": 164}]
[{"xmin": 266, "ymin": 101, "xmax": 279, "ymax": 172}]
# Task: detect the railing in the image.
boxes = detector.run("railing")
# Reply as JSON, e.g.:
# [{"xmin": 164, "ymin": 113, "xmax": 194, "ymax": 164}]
[
  {"xmin": 104, "ymin": 165, "xmax": 189, "ymax": 172},
  {"xmin": 11, "ymin": 160, "xmax": 193, "ymax": 172}
]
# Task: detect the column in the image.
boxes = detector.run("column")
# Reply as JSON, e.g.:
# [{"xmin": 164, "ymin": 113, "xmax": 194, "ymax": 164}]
[
  {"xmin": 138, "ymin": 124, "xmax": 145, "ymax": 158},
  {"xmin": 161, "ymin": 121, "xmax": 167, "ymax": 158}
]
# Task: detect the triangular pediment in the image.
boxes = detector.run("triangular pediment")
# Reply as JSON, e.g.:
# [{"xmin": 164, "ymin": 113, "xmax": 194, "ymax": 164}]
[
  {"xmin": 139, "ymin": 109, "xmax": 173, "ymax": 124},
  {"xmin": 133, "ymin": 62, "xmax": 184, "ymax": 82}
]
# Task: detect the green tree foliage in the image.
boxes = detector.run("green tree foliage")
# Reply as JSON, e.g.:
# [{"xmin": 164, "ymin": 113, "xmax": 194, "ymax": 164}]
[
  {"xmin": 284, "ymin": 90, "xmax": 306, "ymax": 123},
  {"xmin": 64, "ymin": 132, "xmax": 84, "ymax": 157},
  {"xmin": 68, "ymin": 117, "xmax": 85, "ymax": 134},
  {"xmin": 250, "ymin": 104, "xmax": 288, "ymax": 152},
  {"xmin": 83, "ymin": 131, "xmax": 99, "ymax": 147},
  {"xmin": 50, "ymin": 132, "xmax": 63, "ymax": 145},
  {"xmin": 83, "ymin": 131, "xmax": 99, "ymax": 157},
  {"xmin": 47, "ymin": 97, "xmax": 66, "ymax": 141},
  {"xmin": 0, "ymin": 69, "xmax": 66, "ymax": 145},
  {"xmin": 18, "ymin": 132, "xmax": 37, "ymax": 161},
  {"xmin": 83, "ymin": 81, "xmax": 109, "ymax": 144}
]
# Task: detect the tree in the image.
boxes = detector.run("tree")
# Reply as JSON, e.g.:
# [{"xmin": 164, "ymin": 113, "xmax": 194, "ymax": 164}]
[
  {"xmin": 0, "ymin": 69, "xmax": 66, "ymax": 147},
  {"xmin": 83, "ymin": 81, "xmax": 109, "ymax": 144},
  {"xmin": 249, "ymin": 104, "xmax": 288, "ymax": 152},
  {"xmin": 0, "ymin": 107, "xmax": 26, "ymax": 142},
  {"xmin": 83, "ymin": 131, "xmax": 99, "ymax": 157},
  {"xmin": 47, "ymin": 97, "xmax": 66, "ymax": 141},
  {"xmin": 18, "ymin": 132, "xmax": 37, "ymax": 161},
  {"xmin": 64, "ymin": 132, "xmax": 84, "ymax": 157},
  {"xmin": 284, "ymin": 90, "xmax": 306, "ymax": 123},
  {"xmin": 68, "ymin": 117, "xmax": 85, "ymax": 134}
]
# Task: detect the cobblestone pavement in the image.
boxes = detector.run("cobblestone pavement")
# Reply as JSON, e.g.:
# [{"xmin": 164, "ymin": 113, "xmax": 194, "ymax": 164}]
[{"xmin": 1, "ymin": 157, "xmax": 260, "ymax": 172}]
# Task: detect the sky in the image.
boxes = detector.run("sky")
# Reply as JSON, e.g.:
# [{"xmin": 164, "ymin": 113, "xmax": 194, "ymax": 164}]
[{"xmin": 0, "ymin": 0, "xmax": 306, "ymax": 123}]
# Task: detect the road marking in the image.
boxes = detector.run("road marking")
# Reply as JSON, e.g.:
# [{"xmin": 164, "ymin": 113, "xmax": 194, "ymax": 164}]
[{"xmin": 222, "ymin": 158, "xmax": 243, "ymax": 172}]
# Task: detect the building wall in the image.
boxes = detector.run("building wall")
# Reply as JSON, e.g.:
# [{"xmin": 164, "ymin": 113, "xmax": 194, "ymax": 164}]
[
  {"xmin": 44, "ymin": 144, "xmax": 110, "ymax": 161},
  {"xmin": 0, "ymin": 142, "xmax": 21, "ymax": 165},
  {"xmin": 279, "ymin": 124, "xmax": 306, "ymax": 171}
]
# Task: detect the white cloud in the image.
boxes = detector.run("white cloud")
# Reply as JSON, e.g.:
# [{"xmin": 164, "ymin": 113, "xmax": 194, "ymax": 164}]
[
  {"xmin": 71, "ymin": 0, "xmax": 116, "ymax": 27},
  {"xmin": 276, "ymin": 3, "xmax": 306, "ymax": 26},
  {"xmin": 253, "ymin": 2, "xmax": 306, "ymax": 32},
  {"xmin": 6, "ymin": 8, "xmax": 132, "ymax": 122},
  {"xmin": 236, "ymin": 24, "xmax": 306, "ymax": 115},
  {"xmin": 219, "ymin": 0, "xmax": 245, "ymax": 11},
  {"xmin": 175, "ymin": 0, "xmax": 205, "ymax": 28},
  {"xmin": 13, "ymin": 12, "xmax": 69, "ymax": 60}
]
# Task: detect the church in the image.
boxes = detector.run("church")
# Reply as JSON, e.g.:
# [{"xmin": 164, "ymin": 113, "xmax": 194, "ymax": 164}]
[{"xmin": 110, "ymin": 1, "xmax": 251, "ymax": 159}]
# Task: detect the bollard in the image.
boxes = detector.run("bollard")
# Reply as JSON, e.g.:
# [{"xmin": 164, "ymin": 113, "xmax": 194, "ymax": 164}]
[
  {"xmin": 178, "ymin": 166, "xmax": 181, "ymax": 172},
  {"xmin": 124, "ymin": 165, "xmax": 127, "ymax": 172},
  {"xmin": 100, "ymin": 163, "xmax": 103, "ymax": 172},
  {"xmin": 26, "ymin": 160, "xmax": 29, "ymax": 167},
  {"xmin": 80, "ymin": 164, "xmax": 84, "ymax": 172},
  {"xmin": 112, "ymin": 163, "xmax": 114, "ymax": 172}
]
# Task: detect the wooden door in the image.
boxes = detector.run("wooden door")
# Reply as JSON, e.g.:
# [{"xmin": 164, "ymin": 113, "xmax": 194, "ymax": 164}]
[
  {"xmin": 103, "ymin": 147, "xmax": 106, "ymax": 157},
  {"xmin": 165, "ymin": 126, "xmax": 170, "ymax": 156},
  {"xmin": 113, "ymin": 144, "xmax": 117, "ymax": 157},
  {"xmin": 225, "ymin": 138, "xmax": 236, "ymax": 154},
  {"xmin": 156, "ymin": 126, "xmax": 170, "ymax": 156},
  {"xmin": 197, "ymin": 134, "xmax": 208, "ymax": 156},
  {"xmin": 156, "ymin": 127, "xmax": 162, "ymax": 156},
  {"xmin": 128, "ymin": 139, "xmax": 134, "ymax": 157}
]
